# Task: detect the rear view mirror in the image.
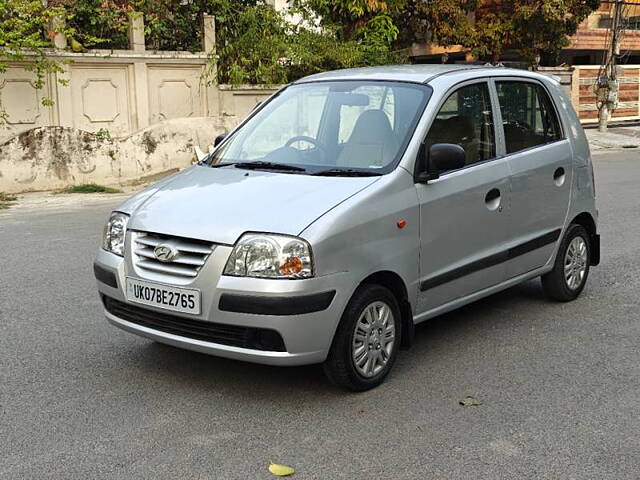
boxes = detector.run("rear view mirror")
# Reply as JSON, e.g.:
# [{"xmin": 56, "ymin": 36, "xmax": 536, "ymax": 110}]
[
  {"xmin": 333, "ymin": 92, "xmax": 370, "ymax": 107},
  {"xmin": 214, "ymin": 133, "xmax": 227, "ymax": 147},
  {"xmin": 416, "ymin": 143, "xmax": 466, "ymax": 182}
]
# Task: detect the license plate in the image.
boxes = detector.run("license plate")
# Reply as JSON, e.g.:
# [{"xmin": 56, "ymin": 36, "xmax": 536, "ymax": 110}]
[{"xmin": 125, "ymin": 277, "xmax": 201, "ymax": 314}]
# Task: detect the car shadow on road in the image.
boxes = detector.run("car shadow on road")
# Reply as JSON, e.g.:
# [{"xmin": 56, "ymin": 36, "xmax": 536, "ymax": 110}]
[
  {"xmin": 126, "ymin": 279, "xmax": 546, "ymax": 400},
  {"xmin": 412, "ymin": 278, "xmax": 546, "ymax": 348}
]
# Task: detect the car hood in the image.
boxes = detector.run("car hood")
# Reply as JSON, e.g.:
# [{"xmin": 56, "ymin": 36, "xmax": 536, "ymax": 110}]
[{"xmin": 125, "ymin": 165, "xmax": 380, "ymax": 244}]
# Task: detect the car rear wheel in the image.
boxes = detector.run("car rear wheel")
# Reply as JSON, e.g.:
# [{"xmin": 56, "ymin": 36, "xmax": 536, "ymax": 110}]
[
  {"xmin": 323, "ymin": 284, "xmax": 401, "ymax": 391},
  {"xmin": 541, "ymin": 224, "xmax": 591, "ymax": 302}
]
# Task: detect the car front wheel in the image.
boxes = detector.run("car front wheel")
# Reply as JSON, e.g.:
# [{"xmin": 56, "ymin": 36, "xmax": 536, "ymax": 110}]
[{"xmin": 324, "ymin": 284, "xmax": 401, "ymax": 391}]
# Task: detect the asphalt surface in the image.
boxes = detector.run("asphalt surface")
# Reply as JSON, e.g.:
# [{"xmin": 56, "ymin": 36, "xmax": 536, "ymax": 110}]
[{"xmin": 1, "ymin": 150, "xmax": 639, "ymax": 479}]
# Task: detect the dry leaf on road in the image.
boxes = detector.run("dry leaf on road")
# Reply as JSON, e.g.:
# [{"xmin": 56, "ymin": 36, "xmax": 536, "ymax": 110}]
[
  {"xmin": 268, "ymin": 462, "xmax": 295, "ymax": 477},
  {"xmin": 459, "ymin": 396, "xmax": 482, "ymax": 407}
]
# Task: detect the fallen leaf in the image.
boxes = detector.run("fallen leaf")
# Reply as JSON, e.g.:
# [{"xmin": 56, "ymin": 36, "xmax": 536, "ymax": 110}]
[
  {"xmin": 269, "ymin": 462, "xmax": 295, "ymax": 477},
  {"xmin": 459, "ymin": 396, "xmax": 482, "ymax": 407}
]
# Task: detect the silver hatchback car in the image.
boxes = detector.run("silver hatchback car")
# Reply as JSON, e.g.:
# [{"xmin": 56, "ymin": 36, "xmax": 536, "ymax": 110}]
[{"xmin": 95, "ymin": 65, "xmax": 599, "ymax": 391}]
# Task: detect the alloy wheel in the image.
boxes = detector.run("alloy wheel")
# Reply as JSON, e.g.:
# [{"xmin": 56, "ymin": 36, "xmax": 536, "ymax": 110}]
[
  {"xmin": 352, "ymin": 301, "xmax": 396, "ymax": 378},
  {"xmin": 564, "ymin": 236, "xmax": 588, "ymax": 290}
]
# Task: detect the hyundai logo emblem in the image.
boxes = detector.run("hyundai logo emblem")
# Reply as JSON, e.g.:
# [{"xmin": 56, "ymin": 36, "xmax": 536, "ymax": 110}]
[{"xmin": 153, "ymin": 244, "xmax": 178, "ymax": 263}]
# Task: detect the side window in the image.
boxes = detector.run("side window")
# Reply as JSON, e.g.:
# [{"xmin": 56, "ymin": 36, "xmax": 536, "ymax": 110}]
[
  {"xmin": 496, "ymin": 81, "xmax": 562, "ymax": 154},
  {"xmin": 425, "ymin": 82, "xmax": 496, "ymax": 169}
]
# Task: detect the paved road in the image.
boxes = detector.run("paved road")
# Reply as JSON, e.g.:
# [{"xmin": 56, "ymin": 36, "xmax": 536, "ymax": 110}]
[{"xmin": 1, "ymin": 150, "xmax": 639, "ymax": 479}]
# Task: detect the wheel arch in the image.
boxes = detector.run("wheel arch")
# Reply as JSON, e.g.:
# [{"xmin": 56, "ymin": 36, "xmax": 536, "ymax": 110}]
[
  {"xmin": 570, "ymin": 212, "xmax": 600, "ymax": 265},
  {"xmin": 360, "ymin": 270, "xmax": 414, "ymax": 349}
]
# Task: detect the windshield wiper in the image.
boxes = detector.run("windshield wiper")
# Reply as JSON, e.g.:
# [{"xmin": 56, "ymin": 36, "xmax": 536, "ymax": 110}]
[
  {"xmin": 208, "ymin": 161, "xmax": 238, "ymax": 168},
  {"xmin": 312, "ymin": 168, "xmax": 382, "ymax": 177},
  {"xmin": 234, "ymin": 161, "xmax": 307, "ymax": 172}
]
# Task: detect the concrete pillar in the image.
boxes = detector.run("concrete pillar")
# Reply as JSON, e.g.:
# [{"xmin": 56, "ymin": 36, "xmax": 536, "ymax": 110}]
[
  {"xmin": 571, "ymin": 67, "xmax": 580, "ymax": 111},
  {"xmin": 128, "ymin": 13, "xmax": 145, "ymax": 52},
  {"xmin": 202, "ymin": 14, "xmax": 216, "ymax": 53},
  {"xmin": 132, "ymin": 63, "xmax": 150, "ymax": 129},
  {"xmin": 202, "ymin": 14, "xmax": 218, "ymax": 117},
  {"xmin": 55, "ymin": 63, "xmax": 74, "ymax": 128},
  {"xmin": 50, "ymin": 14, "xmax": 68, "ymax": 50}
]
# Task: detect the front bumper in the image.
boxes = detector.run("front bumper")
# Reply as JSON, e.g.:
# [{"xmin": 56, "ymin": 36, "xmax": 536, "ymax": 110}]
[{"xmin": 94, "ymin": 247, "xmax": 354, "ymax": 366}]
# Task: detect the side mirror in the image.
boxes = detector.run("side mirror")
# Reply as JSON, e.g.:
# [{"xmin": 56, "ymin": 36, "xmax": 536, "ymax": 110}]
[
  {"xmin": 214, "ymin": 133, "xmax": 228, "ymax": 147},
  {"xmin": 416, "ymin": 143, "xmax": 466, "ymax": 182}
]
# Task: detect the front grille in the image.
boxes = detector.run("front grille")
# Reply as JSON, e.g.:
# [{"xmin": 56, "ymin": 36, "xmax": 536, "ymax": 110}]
[
  {"xmin": 102, "ymin": 296, "xmax": 286, "ymax": 352},
  {"xmin": 132, "ymin": 231, "xmax": 214, "ymax": 279}
]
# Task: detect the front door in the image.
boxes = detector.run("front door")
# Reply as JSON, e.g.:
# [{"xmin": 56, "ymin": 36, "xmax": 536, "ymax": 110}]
[
  {"xmin": 416, "ymin": 81, "xmax": 512, "ymax": 314},
  {"xmin": 494, "ymin": 80, "xmax": 573, "ymax": 278}
]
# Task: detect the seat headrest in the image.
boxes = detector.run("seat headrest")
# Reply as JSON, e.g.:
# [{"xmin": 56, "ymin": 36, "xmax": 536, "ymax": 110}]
[
  {"xmin": 428, "ymin": 115, "xmax": 476, "ymax": 145},
  {"xmin": 348, "ymin": 110, "xmax": 394, "ymax": 144},
  {"xmin": 337, "ymin": 109, "xmax": 399, "ymax": 168}
]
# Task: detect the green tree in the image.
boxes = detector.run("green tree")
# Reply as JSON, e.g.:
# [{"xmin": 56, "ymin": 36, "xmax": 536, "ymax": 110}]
[
  {"xmin": 508, "ymin": 0, "xmax": 601, "ymax": 65},
  {"xmin": 287, "ymin": 25, "xmax": 404, "ymax": 79},
  {"xmin": 471, "ymin": 9, "xmax": 513, "ymax": 63},
  {"xmin": 62, "ymin": 0, "xmax": 133, "ymax": 50},
  {"xmin": 131, "ymin": 0, "xmax": 259, "ymax": 52},
  {"xmin": 0, "ymin": 0, "xmax": 70, "ymax": 121},
  {"xmin": 215, "ymin": 3, "xmax": 289, "ymax": 84},
  {"xmin": 398, "ymin": 0, "xmax": 477, "ymax": 48},
  {"xmin": 398, "ymin": 0, "xmax": 600, "ymax": 65},
  {"xmin": 213, "ymin": 2, "xmax": 405, "ymax": 85},
  {"xmin": 294, "ymin": 0, "xmax": 401, "ymax": 46},
  {"xmin": 1, "ymin": 0, "xmax": 407, "ymax": 106}
]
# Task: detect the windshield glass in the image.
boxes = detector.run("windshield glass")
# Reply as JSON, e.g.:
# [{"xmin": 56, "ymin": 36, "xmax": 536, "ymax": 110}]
[{"xmin": 208, "ymin": 81, "xmax": 431, "ymax": 174}]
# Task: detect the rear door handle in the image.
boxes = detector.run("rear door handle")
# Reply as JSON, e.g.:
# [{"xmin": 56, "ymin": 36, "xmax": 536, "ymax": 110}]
[
  {"xmin": 553, "ymin": 167, "xmax": 566, "ymax": 186},
  {"xmin": 485, "ymin": 188, "xmax": 501, "ymax": 211}
]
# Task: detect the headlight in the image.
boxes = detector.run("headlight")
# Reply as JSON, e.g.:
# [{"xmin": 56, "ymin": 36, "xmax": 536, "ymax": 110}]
[
  {"xmin": 223, "ymin": 233, "xmax": 313, "ymax": 279},
  {"xmin": 102, "ymin": 212, "xmax": 129, "ymax": 256}
]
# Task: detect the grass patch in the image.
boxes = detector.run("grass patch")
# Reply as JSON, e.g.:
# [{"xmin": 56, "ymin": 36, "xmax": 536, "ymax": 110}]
[
  {"xmin": 0, "ymin": 192, "xmax": 17, "ymax": 209},
  {"xmin": 61, "ymin": 183, "xmax": 122, "ymax": 194}
]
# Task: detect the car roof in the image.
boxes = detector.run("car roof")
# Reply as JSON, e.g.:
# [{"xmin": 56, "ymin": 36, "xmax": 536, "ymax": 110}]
[{"xmin": 294, "ymin": 64, "xmax": 547, "ymax": 85}]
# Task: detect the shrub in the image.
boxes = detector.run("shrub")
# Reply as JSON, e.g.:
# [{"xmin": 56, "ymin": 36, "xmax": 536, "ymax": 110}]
[
  {"xmin": 61, "ymin": 183, "xmax": 122, "ymax": 193},
  {"xmin": 215, "ymin": 3, "xmax": 407, "ymax": 85}
]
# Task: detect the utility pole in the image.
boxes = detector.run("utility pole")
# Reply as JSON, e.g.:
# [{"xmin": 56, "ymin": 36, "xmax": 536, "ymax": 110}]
[{"xmin": 597, "ymin": 0, "xmax": 624, "ymax": 132}]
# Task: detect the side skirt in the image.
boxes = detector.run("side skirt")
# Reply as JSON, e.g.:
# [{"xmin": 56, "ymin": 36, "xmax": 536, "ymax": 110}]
[
  {"xmin": 412, "ymin": 264, "xmax": 553, "ymax": 325},
  {"xmin": 420, "ymin": 229, "xmax": 561, "ymax": 291}
]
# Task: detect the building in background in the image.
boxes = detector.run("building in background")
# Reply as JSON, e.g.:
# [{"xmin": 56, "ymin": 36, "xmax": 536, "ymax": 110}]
[{"xmin": 410, "ymin": 0, "xmax": 640, "ymax": 65}]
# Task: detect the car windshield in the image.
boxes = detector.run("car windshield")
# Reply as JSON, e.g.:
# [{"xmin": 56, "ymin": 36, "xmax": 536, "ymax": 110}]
[{"xmin": 208, "ymin": 81, "xmax": 431, "ymax": 174}]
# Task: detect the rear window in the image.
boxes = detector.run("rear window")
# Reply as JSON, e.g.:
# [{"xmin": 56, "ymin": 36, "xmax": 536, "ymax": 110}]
[{"xmin": 496, "ymin": 81, "xmax": 562, "ymax": 154}]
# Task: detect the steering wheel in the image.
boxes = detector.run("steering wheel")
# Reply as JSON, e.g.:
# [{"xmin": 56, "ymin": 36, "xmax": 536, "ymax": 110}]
[
  {"xmin": 284, "ymin": 136, "xmax": 324, "ymax": 152},
  {"xmin": 511, "ymin": 120, "xmax": 532, "ymax": 133}
]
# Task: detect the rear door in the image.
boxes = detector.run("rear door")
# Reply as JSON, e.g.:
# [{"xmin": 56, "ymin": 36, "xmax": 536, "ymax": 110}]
[
  {"xmin": 493, "ymin": 79, "xmax": 573, "ymax": 278},
  {"xmin": 416, "ymin": 81, "xmax": 512, "ymax": 314}
]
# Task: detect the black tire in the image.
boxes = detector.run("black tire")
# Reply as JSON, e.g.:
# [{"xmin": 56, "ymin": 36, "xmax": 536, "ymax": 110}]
[
  {"xmin": 323, "ymin": 284, "xmax": 402, "ymax": 391},
  {"xmin": 541, "ymin": 224, "xmax": 591, "ymax": 302}
]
